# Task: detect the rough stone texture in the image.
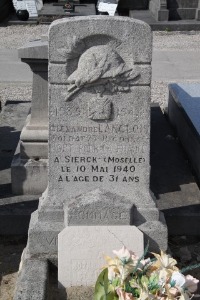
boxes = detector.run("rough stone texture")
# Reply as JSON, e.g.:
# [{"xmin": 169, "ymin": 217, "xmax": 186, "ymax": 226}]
[
  {"xmin": 66, "ymin": 189, "xmax": 135, "ymax": 226},
  {"xmin": 48, "ymin": 17, "xmax": 153, "ymax": 211},
  {"xmin": 168, "ymin": 83, "xmax": 200, "ymax": 183},
  {"xmin": 58, "ymin": 226, "xmax": 144, "ymax": 288},
  {"xmin": 26, "ymin": 210, "xmax": 64, "ymax": 256},
  {"xmin": 66, "ymin": 188, "xmax": 160, "ymax": 227},
  {"xmin": 11, "ymin": 40, "xmax": 48, "ymax": 195},
  {"xmin": 14, "ymin": 259, "xmax": 48, "ymax": 300},
  {"xmin": 66, "ymin": 286, "xmax": 94, "ymax": 300},
  {"xmin": 149, "ymin": 0, "xmax": 169, "ymax": 21}
]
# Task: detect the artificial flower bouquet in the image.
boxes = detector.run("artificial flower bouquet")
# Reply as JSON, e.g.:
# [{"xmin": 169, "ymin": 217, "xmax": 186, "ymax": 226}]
[{"xmin": 94, "ymin": 246, "xmax": 199, "ymax": 300}]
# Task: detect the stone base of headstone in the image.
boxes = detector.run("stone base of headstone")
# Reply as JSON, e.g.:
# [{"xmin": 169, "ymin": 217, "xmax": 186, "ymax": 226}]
[
  {"xmin": 11, "ymin": 152, "xmax": 48, "ymax": 195},
  {"xmin": 11, "ymin": 154, "xmax": 48, "ymax": 195},
  {"xmin": 58, "ymin": 226, "xmax": 144, "ymax": 289},
  {"xmin": 19, "ymin": 119, "xmax": 48, "ymax": 159},
  {"xmin": 64, "ymin": 188, "xmax": 168, "ymax": 252},
  {"xmin": 23, "ymin": 190, "xmax": 64, "ymax": 257},
  {"xmin": 149, "ymin": 0, "xmax": 169, "ymax": 21},
  {"xmin": 11, "ymin": 114, "xmax": 48, "ymax": 195},
  {"xmin": 138, "ymin": 212, "xmax": 168, "ymax": 252},
  {"xmin": 13, "ymin": 258, "xmax": 48, "ymax": 300}
]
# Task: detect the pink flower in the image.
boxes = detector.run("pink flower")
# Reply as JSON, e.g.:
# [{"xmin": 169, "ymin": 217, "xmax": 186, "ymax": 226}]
[
  {"xmin": 168, "ymin": 287, "xmax": 179, "ymax": 297},
  {"xmin": 116, "ymin": 288, "xmax": 135, "ymax": 300},
  {"xmin": 185, "ymin": 275, "xmax": 199, "ymax": 293}
]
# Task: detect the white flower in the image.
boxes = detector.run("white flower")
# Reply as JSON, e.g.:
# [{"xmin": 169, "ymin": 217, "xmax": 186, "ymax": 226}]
[
  {"xmin": 113, "ymin": 246, "xmax": 137, "ymax": 263},
  {"xmin": 171, "ymin": 271, "xmax": 186, "ymax": 287}
]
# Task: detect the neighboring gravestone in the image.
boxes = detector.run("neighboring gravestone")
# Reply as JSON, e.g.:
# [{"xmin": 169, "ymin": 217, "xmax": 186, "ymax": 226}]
[
  {"xmin": 11, "ymin": 39, "xmax": 48, "ymax": 195},
  {"xmin": 24, "ymin": 16, "xmax": 167, "ymax": 269},
  {"xmin": 168, "ymin": 83, "xmax": 200, "ymax": 183},
  {"xmin": 149, "ymin": 0, "xmax": 169, "ymax": 21}
]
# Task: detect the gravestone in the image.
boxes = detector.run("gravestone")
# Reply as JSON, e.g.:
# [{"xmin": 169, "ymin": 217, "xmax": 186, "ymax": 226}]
[
  {"xmin": 168, "ymin": 83, "xmax": 200, "ymax": 183},
  {"xmin": 24, "ymin": 16, "xmax": 167, "ymax": 273},
  {"xmin": 11, "ymin": 39, "xmax": 48, "ymax": 195},
  {"xmin": 149, "ymin": 0, "xmax": 200, "ymax": 21},
  {"xmin": 149, "ymin": 0, "xmax": 169, "ymax": 21}
]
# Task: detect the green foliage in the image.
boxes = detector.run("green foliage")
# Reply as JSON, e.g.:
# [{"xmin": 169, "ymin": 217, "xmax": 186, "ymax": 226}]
[
  {"xmin": 131, "ymin": 241, "xmax": 149, "ymax": 276},
  {"xmin": 148, "ymin": 274, "xmax": 160, "ymax": 294},
  {"xmin": 125, "ymin": 281, "xmax": 140, "ymax": 297},
  {"xmin": 180, "ymin": 262, "xmax": 200, "ymax": 274},
  {"xmin": 94, "ymin": 268, "xmax": 118, "ymax": 300}
]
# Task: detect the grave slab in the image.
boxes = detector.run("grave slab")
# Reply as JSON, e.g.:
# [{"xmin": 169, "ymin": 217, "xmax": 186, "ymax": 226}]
[
  {"xmin": 168, "ymin": 83, "xmax": 200, "ymax": 184},
  {"xmin": 58, "ymin": 226, "xmax": 144, "ymax": 288}
]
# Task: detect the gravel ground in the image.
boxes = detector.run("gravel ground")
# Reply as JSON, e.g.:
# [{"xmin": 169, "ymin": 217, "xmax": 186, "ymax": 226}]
[
  {"xmin": 0, "ymin": 25, "xmax": 49, "ymax": 49},
  {"xmin": 153, "ymin": 31, "xmax": 200, "ymax": 51},
  {"xmin": 0, "ymin": 25, "xmax": 200, "ymax": 51}
]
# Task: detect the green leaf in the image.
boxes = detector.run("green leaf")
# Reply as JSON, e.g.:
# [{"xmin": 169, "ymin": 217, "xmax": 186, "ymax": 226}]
[
  {"xmin": 180, "ymin": 262, "xmax": 200, "ymax": 274},
  {"xmin": 94, "ymin": 268, "xmax": 118, "ymax": 300},
  {"xmin": 141, "ymin": 275, "xmax": 149, "ymax": 287},
  {"xmin": 131, "ymin": 241, "xmax": 149, "ymax": 276}
]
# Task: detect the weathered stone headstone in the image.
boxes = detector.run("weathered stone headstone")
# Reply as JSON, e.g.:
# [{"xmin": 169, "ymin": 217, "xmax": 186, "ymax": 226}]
[{"xmin": 24, "ymin": 16, "xmax": 167, "ymax": 280}]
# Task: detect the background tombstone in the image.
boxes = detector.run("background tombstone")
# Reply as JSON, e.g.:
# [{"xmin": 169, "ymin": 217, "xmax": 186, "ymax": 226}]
[
  {"xmin": 24, "ymin": 16, "xmax": 167, "ymax": 261},
  {"xmin": 149, "ymin": 0, "xmax": 169, "ymax": 21},
  {"xmin": 11, "ymin": 39, "xmax": 48, "ymax": 195}
]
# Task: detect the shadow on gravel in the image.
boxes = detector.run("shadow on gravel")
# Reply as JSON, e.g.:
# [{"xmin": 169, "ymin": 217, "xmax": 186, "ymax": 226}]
[
  {"xmin": 0, "ymin": 235, "xmax": 27, "ymax": 278},
  {"xmin": 150, "ymin": 104, "xmax": 197, "ymax": 197}
]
